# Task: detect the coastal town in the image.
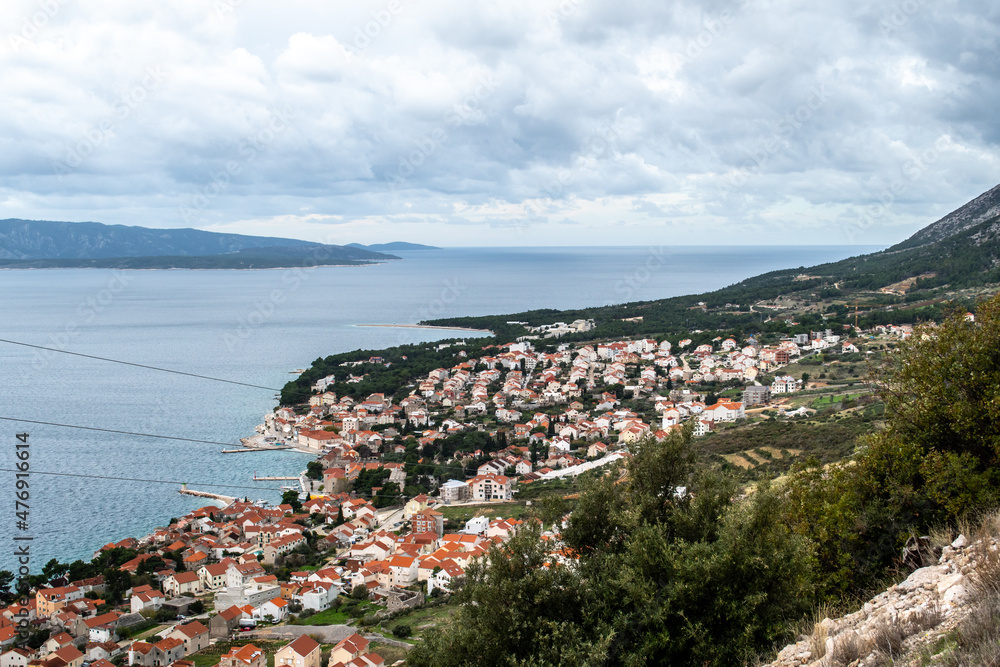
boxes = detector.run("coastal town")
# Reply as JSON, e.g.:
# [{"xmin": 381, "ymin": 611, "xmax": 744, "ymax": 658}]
[{"xmin": 0, "ymin": 321, "xmax": 913, "ymax": 667}]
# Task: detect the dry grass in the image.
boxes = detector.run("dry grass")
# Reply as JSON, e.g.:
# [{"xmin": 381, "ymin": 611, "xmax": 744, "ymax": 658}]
[
  {"xmin": 722, "ymin": 454, "xmax": 755, "ymax": 469},
  {"xmin": 928, "ymin": 523, "xmax": 958, "ymax": 552},
  {"xmin": 908, "ymin": 603, "xmax": 944, "ymax": 634},
  {"xmin": 759, "ymin": 446, "xmax": 802, "ymax": 458},
  {"xmin": 722, "ymin": 448, "xmax": 803, "ymax": 470},
  {"xmin": 867, "ymin": 618, "xmax": 907, "ymax": 664},
  {"xmin": 943, "ymin": 595, "xmax": 1000, "ymax": 666},
  {"xmin": 941, "ymin": 532, "xmax": 1000, "ymax": 666},
  {"xmin": 808, "ymin": 622, "xmax": 828, "ymax": 662},
  {"xmin": 825, "ymin": 630, "xmax": 863, "ymax": 666}
]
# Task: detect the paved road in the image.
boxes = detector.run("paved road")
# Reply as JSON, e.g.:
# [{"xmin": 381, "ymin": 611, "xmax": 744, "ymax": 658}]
[{"xmin": 377, "ymin": 506, "xmax": 405, "ymax": 528}]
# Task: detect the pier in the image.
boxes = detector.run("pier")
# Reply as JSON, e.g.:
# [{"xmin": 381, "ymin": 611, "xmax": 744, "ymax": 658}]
[
  {"xmin": 179, "ymin": 487, "xmax": 236, "ymax": 505},
  {"xmin": 221, "ymin": 445, "xmax": 293, "ymax": 453},
  {"xmin": 253, "ymin": 474, "xmax": 299, "ymax": 481}
]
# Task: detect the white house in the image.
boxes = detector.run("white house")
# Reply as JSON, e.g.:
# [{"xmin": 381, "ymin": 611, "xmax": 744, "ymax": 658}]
[
  {"xmin": 468, "ymin": 474, "xmax": 513, "ymax": 502},
  {"xmin": 163, "ymin": 571, "xmax": 202, "ymax": 597},
  {"xmin": 294, "ymin": 582, "xmax": 338, "ymax": 612},
  {"xmin": 427, "ymin": 561, "xmax": 465, "ymax": 595},
  {"xmin": 387, "ymin": 556, "xmax": 418, "ymax": 587},
  {"xmin": 129, "ymin": 591, "xmax": 164, "ymax": 614},
  {"xmin": 771, "ymin": 375, "xmax": 799, "ymax": 393},
  {"xmin": 254, "ymin": 597, "xmax": 289, "ymax": 623},
  {"xmin": 705, "ymin": 401, "xmax": 744, "ymax": 422},
  {"xmin": 693, "ymin": 420, "xmax": 713, "ymax": 437},
  {"xmin": 462, "ymin": 517, "xmax": 490, "ymax": 535}
]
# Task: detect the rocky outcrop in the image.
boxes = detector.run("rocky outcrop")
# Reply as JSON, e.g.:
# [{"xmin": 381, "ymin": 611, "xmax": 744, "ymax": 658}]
[
  {"xmin": 765, "ymin": 534, "xmax": 993, "ymax": 667},
  {"xmin": 900, "ymin": 181, "xmax": 1000, "ymax": 249}
]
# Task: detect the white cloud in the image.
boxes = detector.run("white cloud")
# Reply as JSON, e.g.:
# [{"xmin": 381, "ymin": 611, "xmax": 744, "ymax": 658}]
[{"xmin": 1, "ymin": 0, "xmax": 998, "ymax": 246}]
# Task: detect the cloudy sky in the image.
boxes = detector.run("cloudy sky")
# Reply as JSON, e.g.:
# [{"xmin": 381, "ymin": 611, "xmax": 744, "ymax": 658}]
[{"xmin": 1, "ymin": 0, "xmax": 998, "ymax": 246}]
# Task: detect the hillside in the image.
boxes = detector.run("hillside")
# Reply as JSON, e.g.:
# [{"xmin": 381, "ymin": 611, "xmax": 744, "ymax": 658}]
[
  {"xmin": 0, "ymin": 220, "xmax": 399, "ymax": 268},
  {"xmin": 0, "ymin": 219, "xmax": 332, "ymax": 260},
  {"xmin": 424, "ymin": 182, "xmax": 1000, "ymax": 340},
  {"xmin": 895, "ymin": 181, "xmax": 1000, "ymax": 249}
]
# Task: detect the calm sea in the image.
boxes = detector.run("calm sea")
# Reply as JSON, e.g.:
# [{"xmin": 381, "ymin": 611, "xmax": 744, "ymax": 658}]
[{"xmin": 0, "ymin": 245, "xmax": 879, "ymax": 569}]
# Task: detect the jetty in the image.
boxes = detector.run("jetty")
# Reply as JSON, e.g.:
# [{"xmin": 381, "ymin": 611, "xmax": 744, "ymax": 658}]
[
  {"xmin": 253, "ymin": 474, "xmax": 299, "ymax": 481},
  {"xmin": 179, "ymin": 487, "xmax": 236, "ymax": 505},
  {"xmin": 222, "ymin": 445, "xmax": 293, "ymax": 454}
]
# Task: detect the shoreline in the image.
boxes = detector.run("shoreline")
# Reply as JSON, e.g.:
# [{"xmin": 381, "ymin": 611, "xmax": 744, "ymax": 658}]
[{"xmin": 355, "ymin": 323, "xmax": 494, "ymax": 334}]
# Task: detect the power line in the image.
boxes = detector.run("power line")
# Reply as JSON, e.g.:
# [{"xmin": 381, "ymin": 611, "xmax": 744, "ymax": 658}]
[
  {"xmin": 0, "ymin": 468, "xmax": 280, "ymax": 492},
  {"xmin": 0, "ymin": 418, "xmax": 499, "ymax": 473},
  {"xmin": 0, "ymin": 468, "xmax": 525, "ymax": 513},
  {"xmin": 0, "ymin": 338, "xmax": 285, "ymax": 391},
  {"xmin": 0, "ymin": 416, "xmax": 240, "ymax": 446},
  {"xmin": 0, "ymin": 467, "xmax": 441, "ymax": 503}
]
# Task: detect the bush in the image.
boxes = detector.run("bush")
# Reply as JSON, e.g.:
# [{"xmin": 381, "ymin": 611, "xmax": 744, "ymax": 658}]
[
  {"xmin": 154, "ymin": 607, "xmax": 178, "ymax": 622},
  {"xmin": 116, "ymin": 619, "xmax": 157, "ymax": 638},
  {"xmin": 393, "ymin": 624, "xmax": 413, "ymax": 639}
]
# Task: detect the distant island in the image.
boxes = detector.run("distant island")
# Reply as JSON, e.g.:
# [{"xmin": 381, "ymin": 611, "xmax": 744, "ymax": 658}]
[
  {"xmin": 346, "ymin": 241, "xmax": 439, "ymax": 251},
  {"xmin": 0, "ymin": 219, "xmax": 408, "ymax": 269}
]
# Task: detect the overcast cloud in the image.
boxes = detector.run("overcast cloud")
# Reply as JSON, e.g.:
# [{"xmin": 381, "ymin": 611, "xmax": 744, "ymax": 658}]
[{"xmin": 1, "ymin": 0, "xmax": 998, "ymax": 246}]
